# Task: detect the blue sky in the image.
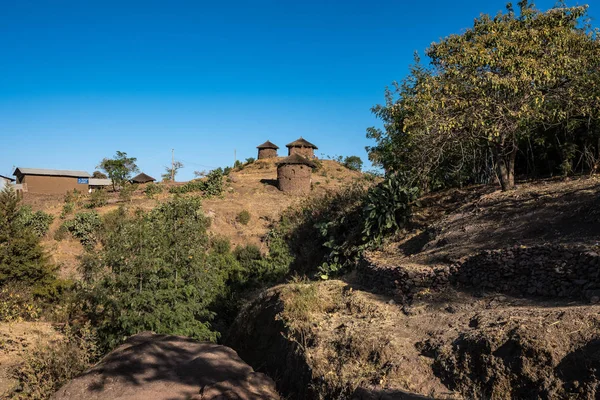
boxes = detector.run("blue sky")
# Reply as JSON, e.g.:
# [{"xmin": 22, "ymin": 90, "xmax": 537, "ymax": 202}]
[{"xmin": 0, "ymin": 0, "xmax": 594, "ymax": 181}]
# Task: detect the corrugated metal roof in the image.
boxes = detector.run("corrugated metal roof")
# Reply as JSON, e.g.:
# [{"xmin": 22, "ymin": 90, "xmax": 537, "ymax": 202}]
[
  {"xmin": 89, "ymin": 178, "xmax": 112, "ymax": 186},
  {"xmin": 14, "ymin": 168, "xmax": 91, "ymax": 178}
]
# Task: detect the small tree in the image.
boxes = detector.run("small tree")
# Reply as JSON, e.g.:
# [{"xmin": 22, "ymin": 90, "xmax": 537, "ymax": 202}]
[
  {"xmin": 0, "ymin": 187, "xmax": 56, "ymax": 287},
  {"xmin": 162, "ymin": 161, "xmax": 184, "ymax": 182},
  {"xmin": 343, "ymin": 156, "xmax": 363, "ymax": 171},
  {"xmin": 92, "ymin": 171, "xmax": 107, "ymax": 179},
  {"xmin": 98, "ymin": 151, "xmax": 139, "ymax": 191}
]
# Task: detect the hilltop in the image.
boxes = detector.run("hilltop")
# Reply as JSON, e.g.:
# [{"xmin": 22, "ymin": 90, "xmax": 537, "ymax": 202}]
[{"xmin": 21, "ymin": 158, "xmax": 366, "ymax": 278}]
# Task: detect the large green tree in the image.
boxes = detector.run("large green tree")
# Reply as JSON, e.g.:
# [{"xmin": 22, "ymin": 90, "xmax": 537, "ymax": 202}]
[
  {"xmin": 98, "ymin": 151, "xmax": 139, "ymax": 190},
  {"xmin": 370, "ymin": 2, "xmax": 600, "ymax": 190}
]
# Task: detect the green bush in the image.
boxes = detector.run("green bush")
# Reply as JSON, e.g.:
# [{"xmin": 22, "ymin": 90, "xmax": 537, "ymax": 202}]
[
  {"xmin": 17, "ymin": 206, "xmax": 54, "ymax": 237},
  {"xmin": 169, "ymin": 168, "xmax": 224, "ymax": 197},
  {"xmin": 343, "ymin": 155, "xmax": 363, "ymax": 171},
  {"xmin": 0, "ymin": 187, "xmax": 58, "ymax": 289},
  {"xmin": 236, "ymin": 210, "xmax": 251, "ymax": 225},
  {"xmin": 143, "ymin": 182, "xmax": 163, "ymax": 198},
  {"xmin": 88, "ymin": 189, "xmax": 108, "ymax": 208},
  {"xmin": 60, "ymin": 202, "xmax": 74, "ymax": 219},
  {"xmin": 119, "ymin": 183, "xmax": 137, "ymax": 202},
  {"xmin": 245, "ymin": 157, "xmax": 255, "ymax": 165},
  {"xmin": 0, "ymin": 286, "xmax": 41, "ymax": 322},
  {"xmin": 10, "ymin": 323, "xmax": 98, "ymax": 400},
  {"xmin": 61, "ymin": 211, "xmax": 102, "ymax": 249},
  {"xmin": 81, "ymin": 197, "xmax": 238, "ymax": 350}
]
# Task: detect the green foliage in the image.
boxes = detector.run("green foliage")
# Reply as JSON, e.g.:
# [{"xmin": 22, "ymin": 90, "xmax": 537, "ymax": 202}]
[
  {"xmin": 0, "ymin": 287, "xmax": 41, "ymax": 322},
  {"xmin": 245, "ymin": 157, "xmax": 255, "ymax": 164},
  {"xmin": 236, "ymin": 210, "xmax": 251, "ymax": 225},
  {"xmin": 17, "ymin": 206, "xmax": 54, "ymax": 237},
  {"xmin": 60, "ymin": 202, "xmax": 74, "ymax": 219},
  {"xmin": 368, "ymin": 3, "xmax": 600, "ymax": 191},
  {"xmin": 80, "ymin": 197, "xmax": 237, "ymax": 350},
  {"xmin": 98, "ymin": 151, "xmax": 139, "ymax": 190},
  {"xmin": 363, "ymin": 173, "xmax": 419, "ymax": 242},
  {"xmin": 0, "ymin": 187, "xmax": 57, "ymax": 289},
  {"xmin": 88, "ymin": 189, "xmax": 108, "ymax": 208},
  {"xmin": 143, "ymin": 182, "xmax": 163, "ymax": 198},
  {"xmin": 61, "ymin": 211, "xmax": 101, "ymax": 249},
  {"xmin": 118, "ymin": 183, "xmax": 137, "ymax": 202},
  {"xmin": 10, "ymin": 323, "xmax": 98, "ymax": 400},
  {"xmin": 168, "ymin": 168, "xmax": 224, "ymax": 197},
  {"xmin": 343, "ymin": 156, "xmax": 363, "ymax": 171},
  {"xmin": 92, "ymin": 171, "xmax": 107, "ymax": 179},
  {"xmin": 161, "ymin": 161, "xmax": 184, "ymax": 182}
]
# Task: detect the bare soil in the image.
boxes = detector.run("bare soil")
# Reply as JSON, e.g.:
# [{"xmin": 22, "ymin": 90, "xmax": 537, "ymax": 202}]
[{"xmin": 227, "ymin": 176, "xmax": 600, "ymax": 399}]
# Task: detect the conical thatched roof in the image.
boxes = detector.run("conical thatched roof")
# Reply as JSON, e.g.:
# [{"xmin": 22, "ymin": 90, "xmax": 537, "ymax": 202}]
[
  {"xmin": 285, "ymin": 137, "xmax": 318, "ymax": 149},
  {"xmin": 276, "ymin": 153, "xmax": 317, "ymax": 168},
  {"xmin": 257, "ymin": 140, "xmax": 279, "ymax": 149},
  {"xmin": 130, "ymin": 172, "xmax": 156, "ymax": 183}
]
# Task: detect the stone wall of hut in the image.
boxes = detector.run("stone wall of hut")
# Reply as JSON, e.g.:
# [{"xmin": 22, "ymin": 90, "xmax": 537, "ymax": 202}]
[
  {"xmin": 258, "ymin": 148, "xmax": 278, "ymax": 159},
  {"xmin": 277, "ymin": 164, "xmax": 312, "ymax": 194},
  {"xmin": 288, "ymin": 147, "xmax": 315, "ymax": 158}
]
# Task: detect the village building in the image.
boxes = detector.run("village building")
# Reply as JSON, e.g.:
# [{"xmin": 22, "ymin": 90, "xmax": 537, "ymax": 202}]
[
  {"xmin": 88, "ymin": 178, "xmax": 113, "ymax": 192},
  {"xmin": 256, "ymin": 140, "xmax": 279, "ymax": 159},
  {"xmin": 13, "ymin": 168, "xmax": 91, "ymax": 194},
  {"xmin": 130, "ymin": 172, "xmax": 156, "ymax": 184},
  {"xmin": 286, "ymin": 137, "xmax": 318, "ymax": 158},
  {"xmin": 276, "ymin": 153, "xmax": 316, "ymax": 194},
  {"xmin": 0, "ymin": 175, "xmax": 15, "ymax": 190}
]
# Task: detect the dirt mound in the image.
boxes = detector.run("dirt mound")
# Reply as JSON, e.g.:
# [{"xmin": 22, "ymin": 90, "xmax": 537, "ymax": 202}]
[
  {"xmin": 52, "ymin": 332, "xmax": 279, "ymax": 400},
  {"xmin": 227, "ymin": 278, "xmax": 600, "ymax": 400}
]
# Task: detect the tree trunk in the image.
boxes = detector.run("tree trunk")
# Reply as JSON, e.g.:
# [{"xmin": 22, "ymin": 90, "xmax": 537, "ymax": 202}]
[{"xmin": 495, "ymin": 145, "xmax": 517, "ymax": 191}]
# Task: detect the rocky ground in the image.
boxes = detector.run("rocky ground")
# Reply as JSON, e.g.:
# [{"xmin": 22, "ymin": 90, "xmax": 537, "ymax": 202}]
[
  {"xmin": 226, "ymin": 176, "xmax": 600, "ymax": 399},
  {"xmin": 51, "ymin": 332, "xmax": 280, "ymax": 400}
]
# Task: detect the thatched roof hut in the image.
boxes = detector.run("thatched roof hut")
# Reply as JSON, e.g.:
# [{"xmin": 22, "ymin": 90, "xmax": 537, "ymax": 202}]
[
  {"xmin": 276, "ymin": 154, "xmax": 316, "ymax": 194},
  {"xmin": 256, "ymin": 140, "xmax": 279, "ymax": 159},
  {"xmin": 286, "ymin": 137, "xmax": 318, "ymax": 158},
  {"xmin": 130, "ymin": 173, "xmax": 156, "ymax": 184}
]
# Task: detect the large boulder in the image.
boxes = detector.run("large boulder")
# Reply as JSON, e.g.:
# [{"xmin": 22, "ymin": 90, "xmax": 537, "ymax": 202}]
[{"xmin": 52, "ymin": 332, "xmax": 279, "ymax": 400}]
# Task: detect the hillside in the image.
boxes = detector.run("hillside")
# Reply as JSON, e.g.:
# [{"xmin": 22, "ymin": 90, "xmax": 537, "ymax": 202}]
[
  {"xmin": 226, "ymin": 176, "xmax": 600, "ymax": 399},
  {"xmin": 22, "ymin": 158, "xmax": 365, "ymax": 278}
]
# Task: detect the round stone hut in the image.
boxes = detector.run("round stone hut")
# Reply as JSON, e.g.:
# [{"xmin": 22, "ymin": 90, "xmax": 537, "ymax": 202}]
[
  {"xmin": 277, "ymin": 154, "xmax": 316, "ymax": 194},
  {"xmin": 256, "ymin": 140, "xmax": 279, "ymax": 159},
  {"xmin": 286, "ymin": 137, "xmax": 318, "ymax": 158}
]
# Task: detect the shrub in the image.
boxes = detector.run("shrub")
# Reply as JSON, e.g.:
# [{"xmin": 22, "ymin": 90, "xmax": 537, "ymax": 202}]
[
  {"xmin": 0, "ymin": 187, "xmax": 58, "ymax": 289},
  {"xmin": 343, "ymin": 155, "xmax": 363, "ymax": 171},
  {"xmin": 61, "ymin": 211, "xmax": 102, "ymax": 249},
  {"xmin": 0, "ymin": 287, "xmax": 41, "ymax": 322},
  {"xmin": 10, "ymin": 323, "xmax": 98, "ymax": 400},
  {"xmin": 143, "ymin": 182, "xmax": 162, "ymax": 198},
  {"xmin": 60, "ymin": 202, "xmax": 74, "ymax": 219},
  {"xmin": 81, "ymin": 197, "xmax": 237, "ymax": 350},
  {"xmin": 119, "ymin": 183, "xmax": 137, "ymax": 202},
  {"xmin": 88, "ymin": 189, "xmax": 108, "ymax": 208},
  {"xmin": 236, "ymin": 210, "xmax": 251, "ymax": 225},
  {"xmin": 168, "ymin": 168, "xmax": 223, "ymax": 197},
  {"xmin": 17, "ymin": 206, "xmax": 54, "ymax": 237},
  {"xmin": 245, "ymin": 157, "xmax": 255, "ymax": 165}
]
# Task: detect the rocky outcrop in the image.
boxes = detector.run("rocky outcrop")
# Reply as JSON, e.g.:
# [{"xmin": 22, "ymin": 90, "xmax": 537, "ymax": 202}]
[{"xmin": 52, "ymin": 332, "xmax": 279, "ymax": 400}]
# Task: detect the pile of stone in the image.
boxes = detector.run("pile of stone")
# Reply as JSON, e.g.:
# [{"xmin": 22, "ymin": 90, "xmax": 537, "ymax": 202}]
[
  {"xmin": 456, "ymin": 245, "xmax": 600, "ymax": 302},
  {"xmin": 358, "ymin": 257, "xmax": 457, "ymax": 300}
]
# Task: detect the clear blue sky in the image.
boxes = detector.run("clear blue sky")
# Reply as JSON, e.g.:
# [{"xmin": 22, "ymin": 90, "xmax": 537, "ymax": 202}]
[{"xmin": 1, "ymin": 0, "xmax": 594, "ymax": 181}]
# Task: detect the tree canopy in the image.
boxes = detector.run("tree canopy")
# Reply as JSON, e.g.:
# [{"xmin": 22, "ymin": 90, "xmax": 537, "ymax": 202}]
[
  {"xmin": 368, "ymin": 1, "xmax": 600, "ymax": 190},
  {"xmin": 98, "ymin": 151, "xmax": 139, "ymax": 190}
]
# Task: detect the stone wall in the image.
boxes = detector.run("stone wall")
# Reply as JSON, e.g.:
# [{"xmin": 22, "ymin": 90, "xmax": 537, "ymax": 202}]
[
  {"xmin": 359, "ymin": 245, "xmax": 600, "ymax": 302},
  {"xmin": 288, "ymin": 147, "xmax": 315, "ymax": 158},
  {"xmin": 457, "ymin": 245, "xmax": 600, "ymax": 302},
  {"xmin": 258, "ymin": 148, "xmax": 278, "ymax": 159},
  {"xmin": 277, "ymin": 164, "xmax": 312, "ymax": 194}
]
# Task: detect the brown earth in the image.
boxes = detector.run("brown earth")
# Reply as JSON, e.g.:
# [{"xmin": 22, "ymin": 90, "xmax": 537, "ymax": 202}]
[
  {"xmin": 226, "ymin": 176, "xmax": 600, "ymax": 400},
  {"xmin": 51, "ymin": 332, "xmax": 280, "ymax": 400},
  {"xmin": 23, "ymin": 159, "xmax": 365, "ymax": 277},
  {"xmin": 0, "ymin": 322, "xmax": 59, "ymax": 397}
]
